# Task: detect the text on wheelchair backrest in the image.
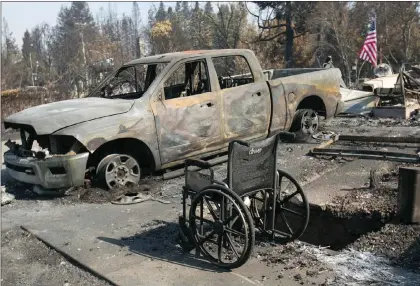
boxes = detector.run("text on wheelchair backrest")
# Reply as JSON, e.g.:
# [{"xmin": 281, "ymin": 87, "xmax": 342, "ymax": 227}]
[{"xmin": 249, "ymin": 148, "xmax": 262, "ymax": 155}]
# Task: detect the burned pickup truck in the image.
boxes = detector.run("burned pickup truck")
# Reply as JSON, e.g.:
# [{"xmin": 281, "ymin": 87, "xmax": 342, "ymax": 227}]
[{"xmin": 3, "ymin": 49, "xmax": 343, "ymax": 191}]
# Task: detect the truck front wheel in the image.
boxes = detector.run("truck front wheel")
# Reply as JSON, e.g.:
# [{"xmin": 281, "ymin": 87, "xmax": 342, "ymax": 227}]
[
  {"xmin": 289, "ymin": 109, "xmax": 319, "ymax": 142},
  {"xmin": 96, "ymin": 153, "xmax": 142, "ymax": 190}
]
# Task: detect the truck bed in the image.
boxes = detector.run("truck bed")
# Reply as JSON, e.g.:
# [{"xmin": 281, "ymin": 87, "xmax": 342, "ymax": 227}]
[{"xmin": 264, "ymin": 68, "xmax": 325, "ymax": 80}]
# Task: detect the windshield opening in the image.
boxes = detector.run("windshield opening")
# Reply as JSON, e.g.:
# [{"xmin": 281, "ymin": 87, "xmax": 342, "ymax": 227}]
[{"xmin": 87, "ymin": 62, "xmax": 167, "ymax": 99}]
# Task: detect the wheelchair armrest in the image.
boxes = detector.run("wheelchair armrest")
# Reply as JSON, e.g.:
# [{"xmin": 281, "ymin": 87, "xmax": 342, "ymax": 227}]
[
  {"xmin": 231, "ymin": 140, "xmax": 250, "ymax": 147},
  {"xmin": 185, "ymin": 158, "xmax": 212, "ymax": 169},
  {"xmin": 278, "ymin": 131, "xmax": 296, "ymax": 142}
]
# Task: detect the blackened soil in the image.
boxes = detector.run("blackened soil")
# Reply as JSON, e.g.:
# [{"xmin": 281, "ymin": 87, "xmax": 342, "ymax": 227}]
[
  {"xmin": 326, "ymin": 186, "xmax": 398, "ymax": 221},
  {"xmin": 328, "ymin": 166, "xmax": 420, "ymax": 272},
  {"xmin": 3, "ymin": 178, "xmax": 163, "ymax": 207},
  {"xmin": 350, "ymin": 224, "xmax": 420, "ymax": 272}
]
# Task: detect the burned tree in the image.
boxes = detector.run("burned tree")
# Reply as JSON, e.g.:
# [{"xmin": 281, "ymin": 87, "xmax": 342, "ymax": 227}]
[{"xmin": 247, "ymin": 1, "xmax": 314, "ymax": 68}]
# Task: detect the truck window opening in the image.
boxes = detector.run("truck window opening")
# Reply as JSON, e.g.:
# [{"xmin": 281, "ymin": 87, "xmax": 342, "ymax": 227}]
[
  {"xmin": 87, "ymin": 63, "xmax": 167, "ymax": 99},
  {"xmin": 164, "ymin": 60, "xmax": 210, "ymax": 100},
  {"xmin": 212, "ymin": 55, "xmax": 255, "ymax": 90}
]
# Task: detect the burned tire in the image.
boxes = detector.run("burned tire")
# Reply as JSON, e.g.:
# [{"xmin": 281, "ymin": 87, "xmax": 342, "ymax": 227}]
[
  {"xmin": 288, "ymin": 109, "xmax": 319, "ymax": 142},
  {"xmin": 96, "ymin": 153, "xmax": 141, "ymax": 190}
]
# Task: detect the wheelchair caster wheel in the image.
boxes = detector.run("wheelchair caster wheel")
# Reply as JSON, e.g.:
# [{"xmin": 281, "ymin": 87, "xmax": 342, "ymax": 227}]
[
  {"xmin": 177, "ymin": 232, "xmax": 195, "ymax": 252},
  {"xmin": 178, "ymin": 217, "xmax": 195, "ymax": 252}
]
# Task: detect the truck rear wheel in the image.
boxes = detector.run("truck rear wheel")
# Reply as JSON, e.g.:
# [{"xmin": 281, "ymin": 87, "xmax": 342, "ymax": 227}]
[
  {"xmin": 96, "ymin": 153, "xmax": 141, "ymax": 190},
  {"xmin": 289, "ymin": 109, "xmax": 319, "ymax": 142}
]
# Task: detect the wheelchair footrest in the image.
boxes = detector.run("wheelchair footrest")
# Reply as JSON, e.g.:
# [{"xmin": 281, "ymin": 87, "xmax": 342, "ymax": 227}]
[{"xmin": 178, "ymin": 216, "xmax": 195, "ymax": 252}]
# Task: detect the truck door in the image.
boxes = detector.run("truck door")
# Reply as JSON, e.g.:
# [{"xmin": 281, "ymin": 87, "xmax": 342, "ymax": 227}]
[
  {"xmin": 211, "ymin": 55, "xmax": 271, "ymax": 144},
  {"xmin": 151, "ymin": 58, "xmax": 223, "ymax": 166}
]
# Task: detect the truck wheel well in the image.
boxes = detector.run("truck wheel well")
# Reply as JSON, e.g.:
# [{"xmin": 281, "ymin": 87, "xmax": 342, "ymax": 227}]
[
  {"xmin": 296, "ymin": 96, "xmax": 326, "ymax": 117},
  {"xmin": 87, "ymin": 138, "xmax": 156, "ymax": 174}
]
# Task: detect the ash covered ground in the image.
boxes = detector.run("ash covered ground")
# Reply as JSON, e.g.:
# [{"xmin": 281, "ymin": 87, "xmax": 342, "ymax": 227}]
[{"xmin": 2, "ymin": 117, "xmax": 420, "ymax": 285}]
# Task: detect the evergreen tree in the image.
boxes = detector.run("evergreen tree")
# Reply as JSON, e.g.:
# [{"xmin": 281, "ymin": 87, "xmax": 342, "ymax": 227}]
[
  {"xmin": 175, "ymin": 1, "xmax": 182, "ymax": 13},
  {"xmin": 53, "ymin": 1, "xmax": 96, "ymax": 91},
  {"xmin": 22, "ymin": 30, "xmax": 32, "ymax": 64},
  {"xmin": 155, "ymin": 2, "xmax": 167, "ymax": 22}
]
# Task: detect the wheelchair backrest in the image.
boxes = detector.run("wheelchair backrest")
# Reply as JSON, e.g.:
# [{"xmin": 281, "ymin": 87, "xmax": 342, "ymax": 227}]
[
  {"xmin": 227, "ymin": 134, "xmax": 280, "ymax": 196},
  {"xmin": 185, "ymin": 169, "xmax": 213, "ymax": 193}
]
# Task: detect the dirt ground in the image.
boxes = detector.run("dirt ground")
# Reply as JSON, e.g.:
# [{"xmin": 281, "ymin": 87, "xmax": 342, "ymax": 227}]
[
  {"xmin": 1, "ymin": 228, "xmax": 111, "ymax": 286},
  {"xmin": 2, "ymin": 117, "xmax": 420, "ymax": 285}
]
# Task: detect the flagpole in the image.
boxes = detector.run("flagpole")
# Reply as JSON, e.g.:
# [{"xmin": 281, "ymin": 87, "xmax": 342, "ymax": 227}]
[{"xmin": 358, "ymin": 9, "xmax": 377, "ymax": 75}]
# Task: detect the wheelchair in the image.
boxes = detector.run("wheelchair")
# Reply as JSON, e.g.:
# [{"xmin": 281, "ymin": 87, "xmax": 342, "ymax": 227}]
[{"xmin": 177, "ymin": 132, "xmax": 310, "ymax": 269}]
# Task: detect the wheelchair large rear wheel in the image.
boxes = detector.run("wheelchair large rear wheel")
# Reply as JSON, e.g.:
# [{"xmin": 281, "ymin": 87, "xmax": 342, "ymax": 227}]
[
  {"xmin": 189, "ymin": 185, "xmax": 255, "ymax": 269},
  {"xmin": 249, "ymin": 169, "xmax": 310, "ymax": 243}
]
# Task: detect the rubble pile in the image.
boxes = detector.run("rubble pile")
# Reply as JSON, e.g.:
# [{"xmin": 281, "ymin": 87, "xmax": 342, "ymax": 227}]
[
  {"xmin": 350, "ymin": 224, "xmax": 420, "ymax": 271},
  {"xmin": 339, "ymin": 165, "xmax": 420, "ymax": 272},
  {"xmin": 323, "ymin": 116, "xmax": 420, "ymax": 129}
]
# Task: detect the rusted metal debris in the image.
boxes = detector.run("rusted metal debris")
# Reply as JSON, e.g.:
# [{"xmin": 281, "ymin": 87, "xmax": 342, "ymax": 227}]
[
  {"xmin": 311, "ymin": 133, "xmax": 420, "ymax": 145},
  {"xmin": 311, "ymin": 148, "xmax": 420, "ymax": 163},
  {"xmin": 373, "ymin": 63, "xmax": 420, "ymax": 119},
  {"xmin": 349, "ymin": 63, "xmax": 420, "ymax": 119},
  {"xmin": 310, "ymin": 134, "xmax": 420, "ymax": 163},
  {"xmin": 338, "ymin": 135, "xmax": 420, "ymax": 144}
]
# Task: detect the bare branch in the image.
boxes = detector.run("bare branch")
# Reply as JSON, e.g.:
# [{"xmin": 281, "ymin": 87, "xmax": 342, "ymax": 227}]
[{"xmin": 245, "ymin": 2, "xmax": 286, "ymax": 30}]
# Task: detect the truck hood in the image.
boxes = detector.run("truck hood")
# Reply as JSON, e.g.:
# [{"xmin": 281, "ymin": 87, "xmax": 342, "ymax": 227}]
[{"xmin": 4, "ymin": 98, "xmax": 134, "ymax": 135}]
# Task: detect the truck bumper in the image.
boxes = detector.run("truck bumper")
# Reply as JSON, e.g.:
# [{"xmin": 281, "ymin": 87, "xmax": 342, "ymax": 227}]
[{"xmin": 4, "ymin": 151, "xmax": 89, "ymax": 189}]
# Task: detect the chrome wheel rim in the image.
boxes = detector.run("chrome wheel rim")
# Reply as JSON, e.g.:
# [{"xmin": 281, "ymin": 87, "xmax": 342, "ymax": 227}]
[
  {"xmin": 301, "ymin": 110, "xmax": 319, "ymax": 135},
  {"xmin": 101, "ymin": 154, "xmax": 140, "ymax": 190}
]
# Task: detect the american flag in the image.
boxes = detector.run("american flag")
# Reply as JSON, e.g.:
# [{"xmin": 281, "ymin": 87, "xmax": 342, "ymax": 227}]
[{"xmin": 359, "ymin": 12, "xmax": 377, "ymax": 67}]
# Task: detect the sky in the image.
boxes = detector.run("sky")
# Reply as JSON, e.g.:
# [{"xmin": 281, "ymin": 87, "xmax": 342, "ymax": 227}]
[
  {"xmin": 1, "ymin": 1, "xmax": 175, "ymax": 48},
  {"xmin": 2, "ymin": 1, "xmax": 259, "ymax": 49}
]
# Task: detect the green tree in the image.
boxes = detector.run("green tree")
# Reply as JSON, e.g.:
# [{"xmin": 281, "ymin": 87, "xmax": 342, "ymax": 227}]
[
  {"xmin": 21, "ymin": 30, "xmax": 34, "ymax": 86},
  {"xmin": 22, "ymin": 30, "xmax": 32, "ymax": 63},
  {"xmin": 190, "ymin": 2, "xmax": 203, "ymax": 49},
  {"xmin": 53, "ymin": 1, "xmax": 96, "ymax": 93},
  {"xmin": 155, "ymin": 2, "xmax": 167, "ymax": 22}
]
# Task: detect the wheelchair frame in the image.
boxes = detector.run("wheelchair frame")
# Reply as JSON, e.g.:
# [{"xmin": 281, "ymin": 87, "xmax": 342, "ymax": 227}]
[{"xmin": 178, "ymin": 132, "xmax": 310, "ymax": 269}]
